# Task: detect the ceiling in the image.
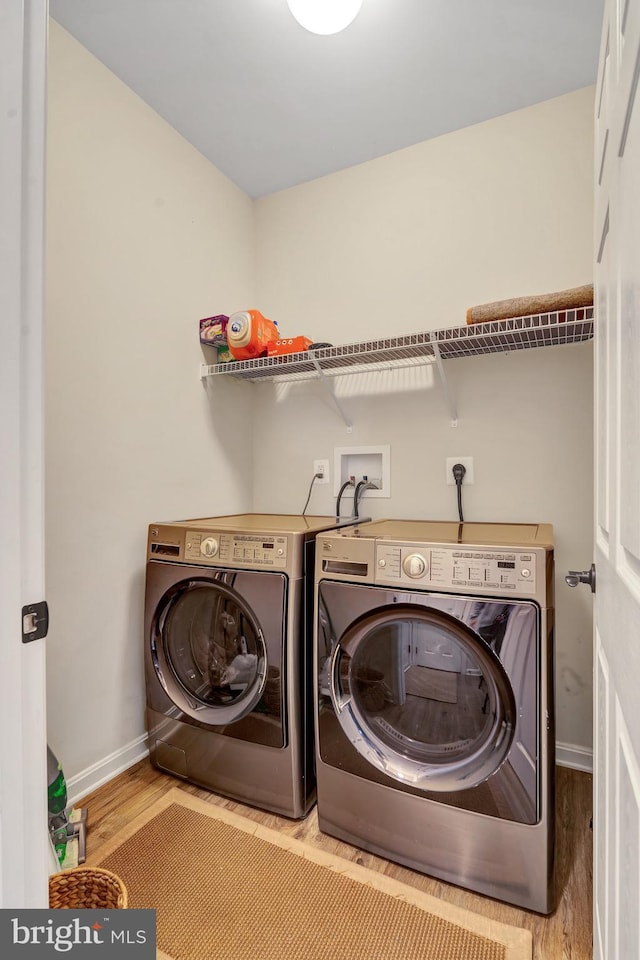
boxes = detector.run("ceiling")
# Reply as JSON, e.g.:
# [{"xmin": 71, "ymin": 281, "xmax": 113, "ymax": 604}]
[{"xmin": 49, "ymin": 0, "xmax": 605, "ymax": 199}]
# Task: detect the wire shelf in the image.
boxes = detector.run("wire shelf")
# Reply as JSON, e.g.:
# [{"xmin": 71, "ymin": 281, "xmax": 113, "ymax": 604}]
[
  {"xmin": 200, "ymin": 306, "xmax": 594, "ymax": 384},
  {"xmin": 435, "ymin": 307, "xmax": 594, "ymax": 359}
]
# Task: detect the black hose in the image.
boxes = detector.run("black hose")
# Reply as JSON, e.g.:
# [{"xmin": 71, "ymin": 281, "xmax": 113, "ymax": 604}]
[
  {"xmin": 336, "ymin": 479, "xmax": 354, "ymax": 519},
  {"xmin": 353, "ymin": 480, "xmax": 367, "ymax": 518}
]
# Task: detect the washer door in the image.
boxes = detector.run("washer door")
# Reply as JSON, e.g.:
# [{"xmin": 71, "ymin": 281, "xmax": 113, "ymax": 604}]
[
  {"xmin": 329, "ymin": 603, "xmax": 516, "ymax": 791},
  {"xmin": 152, "ymin": 577, "xmax": 268, "ymax": 725}
]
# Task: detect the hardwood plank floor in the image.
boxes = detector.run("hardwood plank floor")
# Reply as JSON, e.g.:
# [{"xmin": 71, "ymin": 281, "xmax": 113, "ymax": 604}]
[{"xmin": 77, "ymin": 760, "xmax": 592, "ymax": 959}]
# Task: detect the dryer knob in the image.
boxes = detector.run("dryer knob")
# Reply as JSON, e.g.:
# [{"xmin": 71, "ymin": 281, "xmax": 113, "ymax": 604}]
[
  {"xmin": 200, "ymin": 537, "xmax": 219, "ymax": 558},
  {"xmin": 403, "ymin": 553, "xmax": 428, "ymax": 578}
]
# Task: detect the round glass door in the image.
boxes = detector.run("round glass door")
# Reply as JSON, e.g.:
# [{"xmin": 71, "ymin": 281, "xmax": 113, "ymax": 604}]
[
  {"xmin": 330, "ymin": 603, "xmax": 516, "ymax": 790},
  {"xmin": 152, "ymin": 578, "xmax": 267, "ymax": 725}
]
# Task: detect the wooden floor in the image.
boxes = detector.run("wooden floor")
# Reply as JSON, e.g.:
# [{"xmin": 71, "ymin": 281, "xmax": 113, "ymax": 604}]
[{"xmin": 78, "ymin": 759, "xmax": 593, "ymax": 960}]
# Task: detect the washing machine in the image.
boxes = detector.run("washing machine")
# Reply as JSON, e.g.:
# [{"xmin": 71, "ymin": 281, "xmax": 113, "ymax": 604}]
[
  {"xmin": 144, "ymin": 514, "xmax": 358, "ymax": 819},
  {"xmin": 314, "ymin": 519, "xmax": 555, "ymax": 913}
]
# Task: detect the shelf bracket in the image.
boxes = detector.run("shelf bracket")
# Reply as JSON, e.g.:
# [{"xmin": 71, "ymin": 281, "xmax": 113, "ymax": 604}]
[
  {"xmin": 309, "ymin": 356, "xmax": 353, "ymax": 431},
  {"xmin": 430, "ymin": 337, "xmax": 458, "ymax": 426}
]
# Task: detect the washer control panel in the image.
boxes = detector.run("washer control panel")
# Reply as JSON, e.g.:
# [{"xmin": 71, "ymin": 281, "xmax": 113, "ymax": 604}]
[
  {"xmin": 375, "ymin": 543, "xmax": 537, "ymax": 594},
  {"xmin": 184, "ymin": 531, "xmax": 288, "ymax": 568}
]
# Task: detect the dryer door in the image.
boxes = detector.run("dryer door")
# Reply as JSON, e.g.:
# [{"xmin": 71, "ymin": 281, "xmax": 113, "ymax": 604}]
[
  {"xmin": 325, "ymin": 598, "xmax": 519, "ymax": 792},
  {"xmin": 152, "ymin": 576, "xmax": 270, "ymax": 726}
]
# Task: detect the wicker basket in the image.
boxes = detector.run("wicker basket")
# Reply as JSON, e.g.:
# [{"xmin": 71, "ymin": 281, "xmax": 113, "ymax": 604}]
[{"xmin": 49, "ymin": 866, "xmax": 128, "ymax": 909}]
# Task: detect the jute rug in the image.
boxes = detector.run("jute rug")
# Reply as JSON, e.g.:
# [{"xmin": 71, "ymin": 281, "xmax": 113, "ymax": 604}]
[{"xmin": 87, "ymin": 788, "xmax": 532, "ymax": 960}]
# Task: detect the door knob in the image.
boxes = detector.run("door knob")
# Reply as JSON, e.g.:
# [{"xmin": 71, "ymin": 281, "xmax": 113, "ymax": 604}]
[{"xmin": 565, "ymin": 563, "xmax": 596, "ymax": 593}]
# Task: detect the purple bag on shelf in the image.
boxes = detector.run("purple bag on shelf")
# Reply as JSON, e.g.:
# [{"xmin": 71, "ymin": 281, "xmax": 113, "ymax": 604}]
[{"xmin": 199, "ymin": 314, "xmax": 229, "ymax": 345}]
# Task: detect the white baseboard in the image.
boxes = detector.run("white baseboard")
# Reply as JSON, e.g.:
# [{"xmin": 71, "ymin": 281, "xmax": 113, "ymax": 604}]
[
  {"xmin": 66, "ymin": 733, "xmax": 150, "ymax": 808},
  {"xmin": 556, "ymin": 741, "xmax": 593, "ymax": 773},
  {"xmin": 65, "ymin": 733, "xmax": 592, "ymax": 806}
]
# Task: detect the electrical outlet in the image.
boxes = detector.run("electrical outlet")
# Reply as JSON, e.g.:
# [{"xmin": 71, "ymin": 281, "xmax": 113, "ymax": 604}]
[
  {"xmin": 313, "ymin": 459, "xmax": 330, "ymax": 484},
  {"xmin": 446, "ymin": 457, "xmax": 474, "ymax": 485}
]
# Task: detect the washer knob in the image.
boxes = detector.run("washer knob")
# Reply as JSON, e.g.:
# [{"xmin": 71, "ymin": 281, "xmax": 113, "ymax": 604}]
[
  {"xmin": 200, "ymin": 537, "xmax": 219, "ymax": 558},
  {"xmin": 402, "ymin": 553, "xmax": 428, "ymax": 578}
]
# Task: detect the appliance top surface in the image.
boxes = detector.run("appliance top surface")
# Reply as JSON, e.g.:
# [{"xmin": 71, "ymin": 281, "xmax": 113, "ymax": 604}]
[
  {"xmin": 327, "ymin": 519, "xmax": 554, "ymax": 548},
  {"xmin": 157, "ymin": 514, "xmax": 350, "ymax": 535}
]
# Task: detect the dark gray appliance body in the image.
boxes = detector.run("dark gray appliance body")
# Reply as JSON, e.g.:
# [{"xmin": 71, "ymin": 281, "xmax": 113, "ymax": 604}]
[
  {"xmin": 144, "ymin": 514, "xmax": 351, "ymax": 818},
  {"xmin": 314, "ymin": 520, "xmax": 555, "ymax": 912}
]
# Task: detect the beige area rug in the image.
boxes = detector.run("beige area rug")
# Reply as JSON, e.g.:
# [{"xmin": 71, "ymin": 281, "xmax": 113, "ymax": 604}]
[{"xmin": 88, "ymin": 788, "xmax": 532, "ymax": 960}]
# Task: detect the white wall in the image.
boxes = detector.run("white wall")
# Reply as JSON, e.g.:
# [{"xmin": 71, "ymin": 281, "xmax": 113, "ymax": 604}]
[
  {"xmin": 252, "ymin": 88, "xmax": 595, "ymax": 759},
  {"xmin": 45, "ymin": 22, "xmax": 255, "ymax": 780},
  {"xmin": 45, "ymin": 28, "xmax": 595, "ymax": 781}
]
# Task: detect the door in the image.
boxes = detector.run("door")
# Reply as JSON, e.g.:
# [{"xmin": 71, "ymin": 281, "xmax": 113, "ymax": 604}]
[
  {"xmin": 0, "ymin": 0, "xmax": 50, "ymax": 907},
  {"xmin": 317, "ymin": 581, "xmax": 542, "ymax": 823},
  {"xmin": 145, "ymin": 562, "xmax": 288, "ymax": 746},
  {"xmin": 152, "ymin": 576, "xmax": 271, "ymax": 724},
  {"xmin": 593, "ymin": 1, "xmax": 640, "ymax": 957}
]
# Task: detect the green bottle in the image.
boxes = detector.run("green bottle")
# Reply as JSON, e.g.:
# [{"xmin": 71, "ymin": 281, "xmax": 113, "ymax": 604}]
[{"xmin": 47, "ymin": 746, "xmax": 68, "ymax": 864}]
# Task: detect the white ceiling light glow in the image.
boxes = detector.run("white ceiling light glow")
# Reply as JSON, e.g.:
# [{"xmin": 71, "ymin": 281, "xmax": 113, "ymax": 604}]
[{"xmin": 287, "ymin": 0, "xmax": 363, "ymax": 36}]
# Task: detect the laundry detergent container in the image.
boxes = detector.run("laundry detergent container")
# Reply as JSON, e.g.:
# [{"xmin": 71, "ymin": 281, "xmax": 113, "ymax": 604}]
[{"xmin": 227, "ymin": 310, "xmax": 278, "ymax": 360}]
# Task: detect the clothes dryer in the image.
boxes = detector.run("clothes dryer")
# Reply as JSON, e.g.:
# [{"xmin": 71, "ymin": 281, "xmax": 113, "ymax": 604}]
[
  {"xmin": 314, "ymin": 520, "xmax": 555, "ymax": 912},
  {"xmin": 144, "ymin": 514, "xmax": 356, "ymax": 818}
]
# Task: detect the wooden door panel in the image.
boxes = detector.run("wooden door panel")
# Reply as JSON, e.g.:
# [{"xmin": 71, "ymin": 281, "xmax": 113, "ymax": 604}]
[
  {"xmin": 594, "ymin": 637, "xmax": 611, "ymax": 959},
  {"xmin": 616, "ymin": 707, "xmax": 640, "ymax": 959},
  {"xmin": 594, "ymin": 1, "xmax": 640, "ymax": 957}
]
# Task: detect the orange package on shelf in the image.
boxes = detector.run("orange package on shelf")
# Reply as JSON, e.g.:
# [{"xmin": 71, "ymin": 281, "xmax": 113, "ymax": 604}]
[
  {"xmin": 266, "ymin": 336, "xmax": 313, "ymax": 357},
  {"xmin": 227, "ymin": 309, "xmax": 279, "ymax": 360}
]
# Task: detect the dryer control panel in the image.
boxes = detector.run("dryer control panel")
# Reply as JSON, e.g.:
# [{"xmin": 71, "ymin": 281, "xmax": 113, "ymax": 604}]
[
  {"xmin": 375, "ymin": 543, "xmax": 538, "ymax": 594},
  {"xmin": 184, "ymin": 531, "xmax": 288, "ymax": 568}
]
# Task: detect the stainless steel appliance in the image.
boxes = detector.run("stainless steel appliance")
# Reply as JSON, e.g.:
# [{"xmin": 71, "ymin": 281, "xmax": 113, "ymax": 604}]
[
  {"xmin": 314, "ymin": 519, "xmax": 555, "ymax": 912},
  {"xmin": 144, "ymin": 514, "xmax": 356, "ymax": 818}
]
